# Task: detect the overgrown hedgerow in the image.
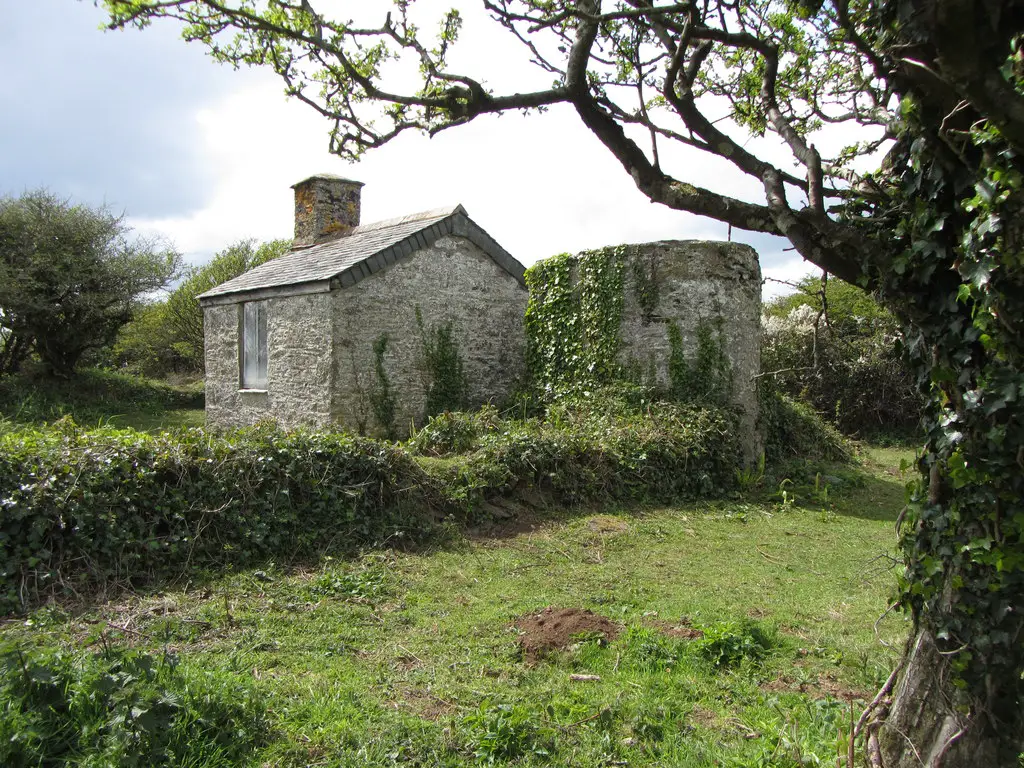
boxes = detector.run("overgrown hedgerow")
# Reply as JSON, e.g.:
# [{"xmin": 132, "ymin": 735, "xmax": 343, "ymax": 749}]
[
  {"xmin": 0, "ymin": 423, "xmax": 417, "ymax": 612},
  {"xmin": 472, "ymin": 401, "xmax": 741, "ymax": 504},
  {"xmin": 0, "ymin": 392, "xmax": 746, "ymax": 612}
]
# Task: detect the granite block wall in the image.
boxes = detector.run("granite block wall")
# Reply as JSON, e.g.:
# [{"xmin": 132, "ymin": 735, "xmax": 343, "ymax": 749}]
[{"xmin": 204, "ymin": 292, "xmax": 334, "ymax": 429}]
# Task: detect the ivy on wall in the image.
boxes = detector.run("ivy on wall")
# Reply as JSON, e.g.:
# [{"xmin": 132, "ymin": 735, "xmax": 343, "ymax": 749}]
[
  {"xmin": 525, "ymin": 246, "xmax": 732, "ymax": 406},
  {"xmin": 415, "ymin": 306, "xmax": 468, "ymax": 418},
  {"xmin": 369, "ymin": 333, "xmax": 397, "ymax": 439},
  {"xmin": 524, "ymin": 247, "xmax": 628, "ymax": 393},
  {"xmin": 631, "ymin": 250, "xmax": 660, "ymax": 324},
  {"xmin": 668, "ymin": 319, "xmax": 732, "ymax": 407}
]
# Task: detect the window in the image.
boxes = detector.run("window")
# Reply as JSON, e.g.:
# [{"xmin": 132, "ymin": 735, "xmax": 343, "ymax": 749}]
[{"xmin": 240, "ymin": 300, "xmax": 268, "ymax": 390}]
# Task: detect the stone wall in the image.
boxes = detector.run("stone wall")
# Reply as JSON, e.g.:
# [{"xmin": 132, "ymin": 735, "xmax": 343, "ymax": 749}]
[
  {"xmin": 617, "ymin": 240, "xmax": 762, "ymax": 459},
  {"xmin": 204, "ymin": 292, "xmax": 334, "ymax": 429},
  {"xmin": 203, "ymin": 237, "xmax": 756, "ymax": 450},
  {"xmin": 332, "ymin": 235, "xmax": 528, "ymax": 434}
]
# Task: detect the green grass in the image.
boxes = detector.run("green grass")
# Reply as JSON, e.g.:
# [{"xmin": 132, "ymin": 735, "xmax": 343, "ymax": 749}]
[
  {"xmin": 0, "ymin": 367, "xmax": 204, "ymax": 432},
  {"xmin": 100, "ymin": 406, "xmax": 205, "ymax": 431},
  {"xmin": 0, "ymin": 446, "xmax": 911, "ymax": 767}
]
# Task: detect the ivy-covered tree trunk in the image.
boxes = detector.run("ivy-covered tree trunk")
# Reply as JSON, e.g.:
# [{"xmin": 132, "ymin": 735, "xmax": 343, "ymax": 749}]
[
  {"xmin": 869, "ymin": 124, "xmax": 1024, "ymax": 765},
  {"xmin": 881, "ymin": 629, "xmax": 1010, "ymax": 767},
  {"xmin": 879, "ymin": 307, "xmax": 1024, "ymax": 762}
]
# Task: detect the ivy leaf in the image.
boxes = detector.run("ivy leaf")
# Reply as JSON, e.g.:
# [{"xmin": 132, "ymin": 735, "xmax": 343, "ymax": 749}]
[{"xmin": 959, "ymin": 259, "xmax": 992, "ymax": 288}]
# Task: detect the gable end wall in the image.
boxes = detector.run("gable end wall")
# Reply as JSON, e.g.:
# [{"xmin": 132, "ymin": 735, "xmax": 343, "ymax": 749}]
[{"xmin": 332, "ymin": 235, "xmax": 528, "ymax": 434}]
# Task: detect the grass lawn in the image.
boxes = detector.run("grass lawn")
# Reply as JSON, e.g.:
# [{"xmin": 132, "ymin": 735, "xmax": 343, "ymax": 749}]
[
  {"xmin": 100, "ymin": 406, "xmax": 205, "ymax": 431},
  {"xmin": 0, "ymin": 446, "xmax": 912, "ymax": 766},
  {"xmin": 0, "ymin": 367, "xmax": 204, "ymax": 432}
]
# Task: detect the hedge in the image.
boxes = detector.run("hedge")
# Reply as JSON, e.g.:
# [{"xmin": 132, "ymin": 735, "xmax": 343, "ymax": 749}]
[{"xmin": 0, "ymin": 399, "xmax": 745, "ymax": 612}]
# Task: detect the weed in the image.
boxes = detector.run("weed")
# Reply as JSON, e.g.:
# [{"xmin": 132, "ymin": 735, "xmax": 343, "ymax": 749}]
[
  {"xmin": 409, "ymin": 407, "xmax": 500, "ymax": 456},
  {"xmin": 369, "ymin": 333, "xmax": 397, "ymax": 439},
  {"xmin": 304, "ymin": 558, "xmax": 392, "ymax": 603},
  {"xmin": 619, "ymin": 626, "xmax": 685, "ymax": 672},
  {"xmin": 736, "ymin": 452, "xmax": 766, "ymax": 492},
  {"xmin": 693, "ymin": 620, "xmax": 774, "ymax": 668},
  {"xmin": 416, "ymin": 307, "xmax": 469, "ymax": 418},
  {"xmin": 462, "ymin": 701, "xmax": 554, "ymax": 763},
  {"xmin": 774, "ymin": 478, "xmax": 798, "ymax": 512},
  {"xmin": 0, "ymin": 643, "xmax": 266, "ymax": 767},
  {"xmin": 739, "ymin": 697, "xmax": 849, "ymax": 768}
]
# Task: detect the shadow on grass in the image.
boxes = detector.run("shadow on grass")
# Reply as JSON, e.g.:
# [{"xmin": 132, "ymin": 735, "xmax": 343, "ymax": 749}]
[
  {"xmin": 0, "ymin": 367, "xmax": 203, "ymax": 429},
  {"xmin": 751, "ymin": 448, "xmax": 911, "ymax": 524}
]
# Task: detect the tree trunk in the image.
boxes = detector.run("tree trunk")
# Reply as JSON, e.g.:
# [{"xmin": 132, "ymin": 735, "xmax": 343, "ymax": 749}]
[{"xmin": 878, "ymin": 628, "xmax": 1019, "ymax": 767}]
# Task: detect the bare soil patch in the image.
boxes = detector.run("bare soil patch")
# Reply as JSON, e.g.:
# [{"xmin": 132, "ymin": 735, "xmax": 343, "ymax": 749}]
[
  {"xmin": 514, "ymin": 606, "xmax": 620, "ymax": 661},
  {"xmin": 390, "ymin": 686, "xmax": 456, "ymax": 721},
  {"xmin": 762, "ymin": 672, "xmax": 871, "ymax": 702},
  {"xmin": 645, "ymin": 617, "xmax": 704, "ymax": 640}
]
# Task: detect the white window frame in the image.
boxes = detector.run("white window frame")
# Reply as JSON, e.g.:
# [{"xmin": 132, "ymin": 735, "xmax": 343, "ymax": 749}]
[{"xmin": 239, "ymin": 300, "xmax": 268, "ymax": 390}]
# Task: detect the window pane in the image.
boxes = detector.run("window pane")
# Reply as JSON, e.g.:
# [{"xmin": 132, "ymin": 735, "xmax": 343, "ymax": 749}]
[
  {"xmin": 241, "ymin": 301, "xmax": 268, "ymax": 389},
  {"xmin": 256, "ymin": 301, "xmax": 268, "ymax": 388}
]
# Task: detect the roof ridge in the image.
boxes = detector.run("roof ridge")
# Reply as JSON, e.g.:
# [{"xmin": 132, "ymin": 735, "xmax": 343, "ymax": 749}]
[
  {"xmin": 348, "ymin": 204, "xmax": 463, "ymax": 236},
  {"xmin": 197, "ymin": 202, "xmax": 526, "ymax": 304}
]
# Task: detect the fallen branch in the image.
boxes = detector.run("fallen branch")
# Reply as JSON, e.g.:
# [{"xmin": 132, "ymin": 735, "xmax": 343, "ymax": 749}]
[
  {"xmin": 756, "ymin": 547, "xmax": 785, "ymax": 564},
  {"xmin": 558, "ymin": 708, "xmax": 608, "ymax": 730}
]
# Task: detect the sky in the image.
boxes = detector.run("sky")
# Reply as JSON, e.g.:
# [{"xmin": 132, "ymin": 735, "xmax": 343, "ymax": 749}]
[{"xmin": 0, "ymin": 0, "xmax": 823, "ymax": 298}]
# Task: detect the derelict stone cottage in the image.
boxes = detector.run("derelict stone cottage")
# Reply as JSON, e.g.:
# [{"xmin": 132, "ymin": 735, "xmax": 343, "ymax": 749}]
[{"xmin": 198, "ymin": 175, "xmax": 528, "ymax": 434}]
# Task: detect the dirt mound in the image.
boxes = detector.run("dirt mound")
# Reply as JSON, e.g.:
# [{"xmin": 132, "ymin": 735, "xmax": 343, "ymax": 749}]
[{"xmin": 514, "ymin": 606, "xmax": 621, "ymax": 661}]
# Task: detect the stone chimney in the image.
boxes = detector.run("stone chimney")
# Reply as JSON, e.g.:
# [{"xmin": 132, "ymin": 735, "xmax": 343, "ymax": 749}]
[{"xmin": 291, "ymin": 174, "xmax": 364, "ymax": 247}]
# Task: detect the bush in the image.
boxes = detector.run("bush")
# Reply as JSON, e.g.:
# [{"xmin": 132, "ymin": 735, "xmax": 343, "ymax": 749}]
[
  {"xmin": 472, "ymin": 399, "xmax": 741, "ymax": 504},
  {"xmin": 408, "ymin": 406, "xmax": 502, "ymax": 456},
  {"xmin": 99, "ymin": 300, "xmax": 193, "ymax": 378},
  {"xmin": 462, "ymin": 701, "xmax": 555, "ymax": 763},
  {"xmin": 0, "ymin": 424, "xmax": 420, "ymax": 611},
  {"xmin": 758, "ymin": 384, "xmax": 851, "ymax": 465},
  {"xmin": 407, "ymin": 389, "xmax": 744, "ymax": 510},
  {"xmin": 0, "ymin": 643, "xmax": 266, "ymax": 767},
  {"xmin": 762, "ymin": 276, "xmax": 922, "ymax": 439},
  {"xmin": 693, "ymin": 620, "xmax": 774, "ymax": 668}
]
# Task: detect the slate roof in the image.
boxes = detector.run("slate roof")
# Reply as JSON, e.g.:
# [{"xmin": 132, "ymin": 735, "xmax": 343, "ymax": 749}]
[{"xmin": 197, "ymin": 205, "xmax": 524, "ymax": 305}]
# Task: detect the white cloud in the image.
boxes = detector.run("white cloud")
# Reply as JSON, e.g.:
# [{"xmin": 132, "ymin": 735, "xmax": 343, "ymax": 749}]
[
  {"xmin": 128, "ymin": 80, "xmax": 772, "ymax": 277},
  {"xmin": 11, "ymin": 0, "xmax": 848, "ymax": 303}
]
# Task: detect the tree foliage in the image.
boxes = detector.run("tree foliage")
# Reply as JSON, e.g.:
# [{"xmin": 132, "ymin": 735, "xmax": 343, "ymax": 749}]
[
  {"xmin": 0, "ymin": 191, "xmax": 180, "ymax": 377},
  {"xmin": 104, "ymin": 300, "xmax": 192, "ymax": 378},
  {"xmin": 165, "ymin": 238, "xmax": 290, "ymax": 368},
  {"xmin": 103, "ymin": 0, "xmax": 1024, "ymax": 761},
  {"xmin": 763, "ymin": 274, "xmax": 921, "ymax": 437}
]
